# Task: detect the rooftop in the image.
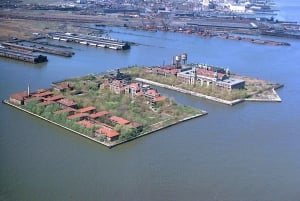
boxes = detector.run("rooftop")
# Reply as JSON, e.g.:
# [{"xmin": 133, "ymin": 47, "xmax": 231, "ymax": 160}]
[{"xmin": 110, "ymin": 116, "xmax": 130, "ymax": 125}]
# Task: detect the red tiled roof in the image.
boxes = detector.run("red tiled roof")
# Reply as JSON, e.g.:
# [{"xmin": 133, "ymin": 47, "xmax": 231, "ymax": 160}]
[
  {"xmin": 146, "ymin": 89, "xmax": 159, "ymax": 97},
  {"xmin": 45, "ymin": 95, "xmax": 64, "ymax": 102},
  {"xmin": 10, "ymin": 92, "xmax": 28, "ymax": 101},
  {"xmin": 24, "ymin": 96, "xmax": 43, "ymax": 103},
  {"xmin": 54, "ymin": 82, "xmax": 74, "ymax": 90},
  {"xmin": 110, "ymin": 116, "xmax": 130, "ymax": 125},
  {"xmin": 78, "ymin": 120, "xmax": 94, "ymax": 128},
  {"xmin": 96, "ymin": 127, "xmax": 119, "ymax": 138},
  {"xmin": 111, "ymin": 80, "xmax": 123, "ymax": 87},
  {"xmin": 32, "ymin": 91, "xmax": 53, "ymax": 98},
  {"xmin": 57, "ymin": 99, "xmax": 77, "ymax": 107},
  {"xmin": 129, "ymin": 122, "xmax": 142, "ymax": 128},
  {"xmin": 68, "ymin": 113, "xmax": 88, "ymax": 120},
  {"xmin": 89, "ymin": 110, "xmax": 109, "ymax": 119},
  {"xmin": 78, "ymin": 106, "xmax": 96, "ymax": 113},
  {"xmin": 197, "ymin": 68, "xmax": 225, "ymax": 79},
  {"xmin": 129, "ymin": 82, "xmax": 140, "ymax": 89}
]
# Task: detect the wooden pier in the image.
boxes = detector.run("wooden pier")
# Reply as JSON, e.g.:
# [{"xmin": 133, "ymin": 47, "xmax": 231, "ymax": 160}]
[{"xmin": 48, "ymin": 33, "xmax": 130, "ymax": 50}]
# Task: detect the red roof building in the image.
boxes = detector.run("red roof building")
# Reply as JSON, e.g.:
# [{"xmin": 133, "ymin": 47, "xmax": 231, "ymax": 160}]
[
  {"xmin": 68, "ymin": 113, "xmax": 88, "ymax": 121},
  {"xmin": 57, "ymin": 98, "xmax": 77, "ymax": 108},
  {"xmin": 53, "ymin": 82, "xmax": 74, "ymax": 92},
  {"xmin": 32, "ymin": 91, "xmax": 53, "ymax": 98},
  {"xmin": 44, "ymin": 94, "xmax": 64, "ymax": 102},
  {"xmin": 9, "ymin": 91, "xmax": 28, "ymax": 105},
  {"xmin": 96, "ymin": 127, "xmax": 119, "ymax": 141},
  {"xmin": 125, "ymin": 82, "xmax": 142, "ymax": 97},
  {"xmin": 89, "ymin": 110, "xmax": 109, "ymax": 119},
  {"xmin": 110, "ymin": 116, "xmax": 130, "ymax": 125},
  {"xmin": 110, "ymin": 80, "xmax": 125, "ymax": 94},
  {"xmin": 78, "ymin": 106, "xmax": 96, "ymax": 114},
  {"xmin": 54, "ymin": 107, "xmax": 76, "ymax": 116},
  {"xmin": 78, "ymin": 120, "xmax": 94, "ymax": 128}
]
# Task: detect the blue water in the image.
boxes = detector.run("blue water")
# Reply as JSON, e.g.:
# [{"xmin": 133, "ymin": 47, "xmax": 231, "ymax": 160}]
[
  {"xmin": 276, "ymin": 0, "xmax": 300, "ymax": 22},
  {"xmin": 0, "ymin": 1, "xmax": 300, "ymax": 201}
]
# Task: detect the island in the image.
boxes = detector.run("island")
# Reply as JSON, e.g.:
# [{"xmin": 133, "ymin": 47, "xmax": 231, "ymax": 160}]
[
  {"xmin": 123, "ymin": 53, "xmax": 283, "ymax": 105},
  {"xmin": 3, "ymin": 55, "xmax": 283, "ymax": 147},
  {"xmin": 3, "ymin": 69, "xmax": 206, "ymax": 148}
]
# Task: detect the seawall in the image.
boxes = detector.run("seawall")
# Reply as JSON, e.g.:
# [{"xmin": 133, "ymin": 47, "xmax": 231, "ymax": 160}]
[
  {"xmin": 3, "ymin": 100, "xmax": 207, "ymax": 148},
  {"xmin": 135, "ymin": 78, "xmax": 244, "ymax": 106}
]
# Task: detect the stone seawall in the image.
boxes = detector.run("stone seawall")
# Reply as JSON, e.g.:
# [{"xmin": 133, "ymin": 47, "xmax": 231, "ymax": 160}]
[
  {"xmin": 135, "ymin": 78, "xmax": 244, "ymax": 106},
  {"xmin": 3, "ymin": 100, "xmax": 207, "ymax": 148}
]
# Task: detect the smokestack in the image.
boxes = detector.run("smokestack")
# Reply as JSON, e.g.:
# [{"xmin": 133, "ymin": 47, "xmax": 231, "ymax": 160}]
[{"xmin": 27, "ymin": 84, "xmax": 30, "ymax": 97}]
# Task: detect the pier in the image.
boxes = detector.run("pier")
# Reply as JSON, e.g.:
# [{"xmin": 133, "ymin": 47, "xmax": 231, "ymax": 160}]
[
  {"xmin": 0, "ymin": 47, "xmax": 47, "ymax": 63},
  {"xmin": 47, "ymin": 33, "xmax": 130, "ymax": 50},
  {"xmin": 2, "ymin": 42, "xmax": 74, "ymax": 57}
]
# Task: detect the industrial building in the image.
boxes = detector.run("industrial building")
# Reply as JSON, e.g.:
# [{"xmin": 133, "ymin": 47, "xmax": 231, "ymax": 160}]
[{"xmin": 153, "ymin": 53, "xmax": 245, "ymax": 91}]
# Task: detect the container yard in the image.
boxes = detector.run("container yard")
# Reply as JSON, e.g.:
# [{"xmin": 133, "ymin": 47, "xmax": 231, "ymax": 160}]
[
  {"xmin": 0, "ymin": 47, "xmax": 47, "ymax": 63},
  {"xmin": 47, "ymin": 33, "xmax": 130, "ymax": 50}
]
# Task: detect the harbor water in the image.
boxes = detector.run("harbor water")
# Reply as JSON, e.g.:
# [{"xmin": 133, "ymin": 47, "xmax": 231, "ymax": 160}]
[{"xmin": 1, "ymin": 1, "xmax": 300, "ymax": 201}]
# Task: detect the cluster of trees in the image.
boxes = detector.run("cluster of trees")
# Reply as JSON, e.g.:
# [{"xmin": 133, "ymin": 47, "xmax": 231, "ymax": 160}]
[
  {"xmin": 125, "ymin": 67, "xmax": 249, "ymax": 101},
  {"xmin": 23, "ymin": 101, "xmax": 95, "ymax": 137},
  {"xmin": 114, "ymin": 124, "xmax": 138, "ymax": 141}
]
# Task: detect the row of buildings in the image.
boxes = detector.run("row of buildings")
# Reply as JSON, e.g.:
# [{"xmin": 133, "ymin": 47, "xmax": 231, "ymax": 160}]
[
  {"xmin": 150, "ymin": 56, "xmax": 245, "ymax": 91},
  {"xmin": 8, "ymin": 81, "xmax": 143, "ymax": 141}
]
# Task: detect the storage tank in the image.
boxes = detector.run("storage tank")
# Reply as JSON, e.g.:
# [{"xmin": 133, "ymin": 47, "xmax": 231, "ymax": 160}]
[{"xmin": 181, "ymin": 53, "xmax": 187, "ymax": 64}]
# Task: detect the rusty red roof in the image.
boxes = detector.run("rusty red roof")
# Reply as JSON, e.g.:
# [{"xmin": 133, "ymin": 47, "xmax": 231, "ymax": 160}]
[
  {"xmin": 32, "ymin": 91, "xmax": 53, "ymax": 98},
  {"xmin": 197, "ymin": 68, "xmax": 225, "ymax": 79},
  {"xmin": 145, "ymin": 89, "xmax": 159, "ymax": 97},
  {"xmin": 24, "ymin": 96, "xmax": 43, "ymax": 103},
  {"xmin": 96, "ymin": 127, "xmax": 119, "ymax": 138},
  {"xmin": 78, "ymin": 120, "xmax": 94, "ymax": 128},
  {"xmin": 45, "ymin": 95, "xmax": 64, "ymax": 102},
  {"xmin": 129, "ymin": 122, "xmax": 142, "ymax": 128},
  {"xmin": 129, "ymin": 82, "xmax": 140, "ymax": 89},
  {"xmin": 111, "ymin": 80, "xmax": 123, "ymax": 87},
  {"xmin": 57, "ymin": 99, "xmax": 77, "ymax": 107},
  {"xmin": 110, "ymin": 116, "xmax": 130, "ymax": 125},
  {"xmin": 54, "ymin": 82, "xmax": 74, "ymax": 90},
  {"xmin": 78, "ymin": 106, "xmax": 96, "ymax": 113},
  {"xmin": 10, "ymin": 92, "xmax": 28, "ymax": 101},
  {"xmin": 89, "ymin": 110, "xmax": 109, "ymax": 119}
]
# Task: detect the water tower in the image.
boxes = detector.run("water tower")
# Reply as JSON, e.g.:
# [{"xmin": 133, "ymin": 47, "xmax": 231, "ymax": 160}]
[
  {"xmin": 181, "ymin": 53, "xmax": 187, "ymax": 64},
  {"xmin": 175, "ymin": 55, "xmax": 181, "ymax": 68}
]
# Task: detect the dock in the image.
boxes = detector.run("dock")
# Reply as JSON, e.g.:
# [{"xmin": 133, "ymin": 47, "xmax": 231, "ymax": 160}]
[
  {"xmin": 47, "ymin": 33, "xmax": 130, "ymax": 50},
  {"xmin": 2, "ymin": 42, "xmax": 74, "ymax": 57},
  {"xmin": 0, "ymin": 47, "xmax": 47, "ymax": 63}
]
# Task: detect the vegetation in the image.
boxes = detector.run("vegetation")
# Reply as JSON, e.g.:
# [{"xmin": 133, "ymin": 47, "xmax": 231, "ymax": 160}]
[
  {"xmin": 123, "ymin": 66, "xmax": 250, "ymax": 101},
  {"xmin": 16, "ymin": 69, "xmax": 204, "ymax": 146},
  {"xmin": 123, "ymin": 66, "xmax": 279, "ymax": 101}
]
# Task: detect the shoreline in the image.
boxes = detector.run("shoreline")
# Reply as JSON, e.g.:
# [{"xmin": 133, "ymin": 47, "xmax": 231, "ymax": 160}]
[
  {"xmin": 135, "ymin": 78, "xmax": 283, "ymax": 106},
  {"xmin": 3, "ymin": 99, "xmax": 206, "ymax": 148}
]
